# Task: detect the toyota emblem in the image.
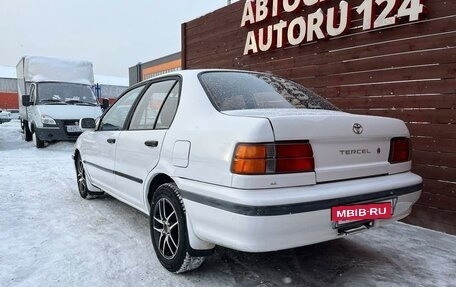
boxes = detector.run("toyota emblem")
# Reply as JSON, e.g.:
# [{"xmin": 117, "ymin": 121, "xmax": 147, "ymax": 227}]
[{"xmin": 353, "ymin": 123, "xmax": 363, "ymax": 135}]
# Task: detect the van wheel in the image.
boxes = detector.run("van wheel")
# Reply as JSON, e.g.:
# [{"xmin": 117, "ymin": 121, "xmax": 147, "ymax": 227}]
[
  {"xmin": 150, "ymin": 183, "xmax": 205, "ymax": 273},
  {"xmin": 23, "ymin": 121, "xmax": 32, "ymax": 142},
  {"xmin": 33, "ymin": 132, "xmax": 45, "ymax": 148}
]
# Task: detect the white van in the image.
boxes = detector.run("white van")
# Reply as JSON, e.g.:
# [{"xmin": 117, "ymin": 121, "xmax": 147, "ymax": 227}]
[{"xmin": 17, "ymin": 56, "xmax": 107, "ymax": 148}]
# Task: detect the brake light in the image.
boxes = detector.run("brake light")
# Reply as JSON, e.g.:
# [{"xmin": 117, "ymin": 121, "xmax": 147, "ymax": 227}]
[
  {"xmin": 232, "ymin": 142, "xmax": 314, "ymax": 175},
  {"xmin": 389, "ymin": 137, "xmax": 411, "ymax": 163}
]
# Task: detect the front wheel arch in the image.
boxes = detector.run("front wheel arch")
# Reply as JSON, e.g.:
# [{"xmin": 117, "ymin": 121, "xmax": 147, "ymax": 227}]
[
  {"xmin": 74, "ymin": 151, "xmax": 103, "ymax": 197},
  {"xmin": 30, "ymin": 122, "xmax": 35, "ymax": 134},
  {"xmin": 73, "ymin": 149, "xmax": 81, "ymax": 169}
]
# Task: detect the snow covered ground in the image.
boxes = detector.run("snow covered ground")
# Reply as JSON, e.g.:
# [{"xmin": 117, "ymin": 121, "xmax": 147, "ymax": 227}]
[{"xmin": 0, "ymin": 120, "xmax": 455, "ymax": 287}]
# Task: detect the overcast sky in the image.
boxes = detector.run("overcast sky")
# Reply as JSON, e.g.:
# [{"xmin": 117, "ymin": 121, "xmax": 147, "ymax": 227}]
[{"xmin": 0, "ymin": 0, "xmax": 232, "ymax": 78}]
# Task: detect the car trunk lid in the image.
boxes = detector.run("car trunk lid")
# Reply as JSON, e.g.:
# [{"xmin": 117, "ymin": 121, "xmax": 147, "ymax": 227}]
[{"xmin": 223, "ymin": 109, "xmax": 409, "ymax": 183}]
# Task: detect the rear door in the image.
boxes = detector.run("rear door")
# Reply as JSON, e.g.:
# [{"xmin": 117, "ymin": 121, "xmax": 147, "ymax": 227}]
[
  {"xmin": 82, "ymin": 85, "xmax": 145, "ymax": 192},
  {"xmin": 114, "ymin": 78, "xmax": 180, "ymax": 207}
]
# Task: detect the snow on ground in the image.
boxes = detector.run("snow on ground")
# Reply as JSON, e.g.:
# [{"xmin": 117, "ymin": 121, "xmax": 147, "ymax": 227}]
[{"xmin": 0, "ymin": 120, "xmax": 455, "ymax": 287}]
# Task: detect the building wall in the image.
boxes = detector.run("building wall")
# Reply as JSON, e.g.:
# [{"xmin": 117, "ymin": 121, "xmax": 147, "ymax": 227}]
[
  {"xmin": 182, "ymin": 0, "xmax": 456, "ymax": 234},
  {"xmin": 0, "ymin": 78, "xmax": 18, "ymax": 93},
  {"xmin": 142, "ymin": 59, "xmax": 181, "ymax": 80},
  {"xmin": 129, "ymin": 52, "xmax": 181, "ymax": 85},
  {"xmin": 0, "ymin": 92, "xmax": 18, "ymax": 110},
  {"xmin": 96, "ymin": 85, "xmax": 127, "ymax": 99},
  {"xmin": 0, "ymin": 78, "xmax": 18, "ymax": 109}
]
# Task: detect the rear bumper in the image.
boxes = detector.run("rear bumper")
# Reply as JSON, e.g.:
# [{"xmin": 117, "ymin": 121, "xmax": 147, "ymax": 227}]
[{"xmin": 176, "ymin": 172, "xmax": 422, "ymax": 252}]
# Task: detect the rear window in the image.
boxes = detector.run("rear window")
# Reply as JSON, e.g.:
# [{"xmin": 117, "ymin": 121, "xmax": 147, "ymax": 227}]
[{"xmin": 199, "ymin": 72, "xmax": 338, "ymax": 111}]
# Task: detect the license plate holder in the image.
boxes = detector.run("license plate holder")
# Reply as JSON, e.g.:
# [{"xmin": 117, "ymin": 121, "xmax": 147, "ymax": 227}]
[
  {"xmin": 331, "ymin": 198, "xmax": 397, "ymax": 228},
  {"xmin": 67, "ymin": 125, "xmax": 82, "ymax": 133}
]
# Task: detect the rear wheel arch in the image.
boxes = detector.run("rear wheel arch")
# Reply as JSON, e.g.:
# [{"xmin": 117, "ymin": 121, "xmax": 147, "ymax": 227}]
[
  {"xmin": 147, "ymin": 173, "xmax": 174, "ymax": 210},
  {"xmin": 146, "ymin": 174, "xmax": 215, "ymax": 256}
]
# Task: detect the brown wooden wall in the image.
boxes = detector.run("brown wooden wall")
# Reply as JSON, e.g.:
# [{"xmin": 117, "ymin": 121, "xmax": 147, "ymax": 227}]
[{"xmin": 183, "ymin": 0, "xmax": 456, "ymax": 234}]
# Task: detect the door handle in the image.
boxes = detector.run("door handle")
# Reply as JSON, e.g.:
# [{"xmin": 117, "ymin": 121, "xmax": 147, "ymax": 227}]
[
  {"xmin": 144, "ymin": 140, "xmax": 158, "ymax": 147},
  {"xmin": 107, "ymin": 138, "xmax": 116, "ymax": 144}
]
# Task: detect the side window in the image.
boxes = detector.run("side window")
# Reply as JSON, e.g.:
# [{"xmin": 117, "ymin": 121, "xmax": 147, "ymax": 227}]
[
  {"xmin": 30, "ymin": 85, "xmax": 36, "ymax": 103},
  {"xmin": 99, "ymin": 85, "xmax": 144, "ymax": 131},
  {"xmin": 129, "ymin": 80, "xmax": 178, "ymax": 130}
]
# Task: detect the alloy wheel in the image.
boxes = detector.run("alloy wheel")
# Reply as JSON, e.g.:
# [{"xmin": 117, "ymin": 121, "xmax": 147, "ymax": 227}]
[
  {"xmin": 77, "ymin": 158, "xmax": 87, "ymax": 193},
  {"xmin": 153, "ymin": 198, "xmax": 180, "ymax": 259}
]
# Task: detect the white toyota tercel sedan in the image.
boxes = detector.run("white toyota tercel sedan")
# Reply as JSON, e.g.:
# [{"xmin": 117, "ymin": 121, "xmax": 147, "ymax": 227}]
[{"xmin": 73, "ymin": 69, "xmax": 422, "ymax": 273}]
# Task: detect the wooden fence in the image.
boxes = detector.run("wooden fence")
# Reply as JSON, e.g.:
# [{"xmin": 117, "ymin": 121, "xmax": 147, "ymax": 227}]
[{"xmin": 182, "ymin": 0, "xmax": 456, "ymax": 234}]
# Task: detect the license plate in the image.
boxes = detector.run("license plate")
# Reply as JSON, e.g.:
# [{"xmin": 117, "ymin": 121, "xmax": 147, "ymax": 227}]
[
  {"xmin": 331, "ymin": 202, "xmax": 393, "ymax": 225},
  {"xmin": 67, "ymin": 125, "xmax": 82, "ymax": 133}
]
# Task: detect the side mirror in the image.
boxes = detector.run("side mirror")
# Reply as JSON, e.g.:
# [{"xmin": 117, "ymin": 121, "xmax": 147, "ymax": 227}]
[
  {"xmin": 79, "ymin": 118, "xmax": 96, "ymax": 131},
  {"xmin": 22, "ymin": 95, "xmax": 31, "ymax": 107},
  {"xmin": 101, "ymin": 98, "xmax": 109, "ymax": 110}
]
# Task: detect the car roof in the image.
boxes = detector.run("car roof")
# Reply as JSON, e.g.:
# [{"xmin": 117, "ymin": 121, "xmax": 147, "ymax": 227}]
[{"xmin": 134, "ymin": 69, "xmax": 261, "ymax": 86}]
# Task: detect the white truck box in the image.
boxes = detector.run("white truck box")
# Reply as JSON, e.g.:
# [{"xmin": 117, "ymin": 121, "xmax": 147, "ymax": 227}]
[{"xmin": 17, "ymin": 56, "xmax": 104, "ymax": 148}]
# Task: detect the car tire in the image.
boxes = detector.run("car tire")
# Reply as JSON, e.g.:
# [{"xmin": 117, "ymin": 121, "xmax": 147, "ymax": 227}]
[
  {"xmin": 75, "ymin": 155, "xmax": 104, "ymax": 199},
  {"xmin": 76, "ymin": 155, "xmax": 90, "ymax": 199},
  {"xmin": 150, "ymin": 183, "xmax": 205, "ymax": 273},
  {"xmin": 23, "ymin": 121, "xmax": 32, "ymax": 142}
]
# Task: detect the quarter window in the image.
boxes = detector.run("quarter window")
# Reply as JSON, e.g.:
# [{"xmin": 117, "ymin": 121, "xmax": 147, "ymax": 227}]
[
  {"xmin": 129, "ymin": 80, "xmax": 179, "ymax": 130},
  {"xmin": 156, "ymin": 83, "xmax": 180, "ymax": 129},
  {"xmin": 99, "ymin": 86, "xmax": 144, "ymax": 131}
]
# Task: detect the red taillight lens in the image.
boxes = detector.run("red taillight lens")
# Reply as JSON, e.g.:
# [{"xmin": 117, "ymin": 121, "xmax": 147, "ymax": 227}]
[
  {"xmin": 276, "ymin": 143, "xmax": 313, "ymax": 158},
  {"xmin": 276, "ymin": 158, "xmax": 314, "ymax": 173},
  {"xmin": 232, "ymin": 142, "xmax": 314, "ymax": 175},
  {"xmin": 389, "ymin": 138, "xmax": 411, "ymax": 163},
  {"xmin": 275, "ymin": 143, "xmax": 314, "ymax": 173}
]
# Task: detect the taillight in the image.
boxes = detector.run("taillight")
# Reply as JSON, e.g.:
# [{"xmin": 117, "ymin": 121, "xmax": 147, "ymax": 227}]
[
  {"xmin": 232, "ymin": 142, "xmax": 314, "ymax": 175},
  {"xmin": 231, "ymin": 144, "xmax": 272, "ymax": 175},
  {"xmin": 389, "ymin": 137, "xmax": 411, "ymax": 163}
]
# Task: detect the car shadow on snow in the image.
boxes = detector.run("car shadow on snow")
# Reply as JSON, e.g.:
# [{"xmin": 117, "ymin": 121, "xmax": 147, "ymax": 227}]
[{"xmin": 195, "ymin": 239, "xmax": 392, "ymax": 287}]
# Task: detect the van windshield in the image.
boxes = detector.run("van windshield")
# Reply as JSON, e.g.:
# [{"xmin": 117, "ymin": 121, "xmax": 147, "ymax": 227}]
[
  {"xmin": 199, "ymin": 72, "xmax": 338, "ymax": 111},
  {"xmin": 37, "ymin": 82, "xmax": 98, "ymax": 105}
]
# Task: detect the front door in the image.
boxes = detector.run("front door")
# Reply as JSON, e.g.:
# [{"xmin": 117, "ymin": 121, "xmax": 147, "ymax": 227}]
[{"xmin": 83, "ymin": 85, "xmax": 145, "ymax": 193}]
